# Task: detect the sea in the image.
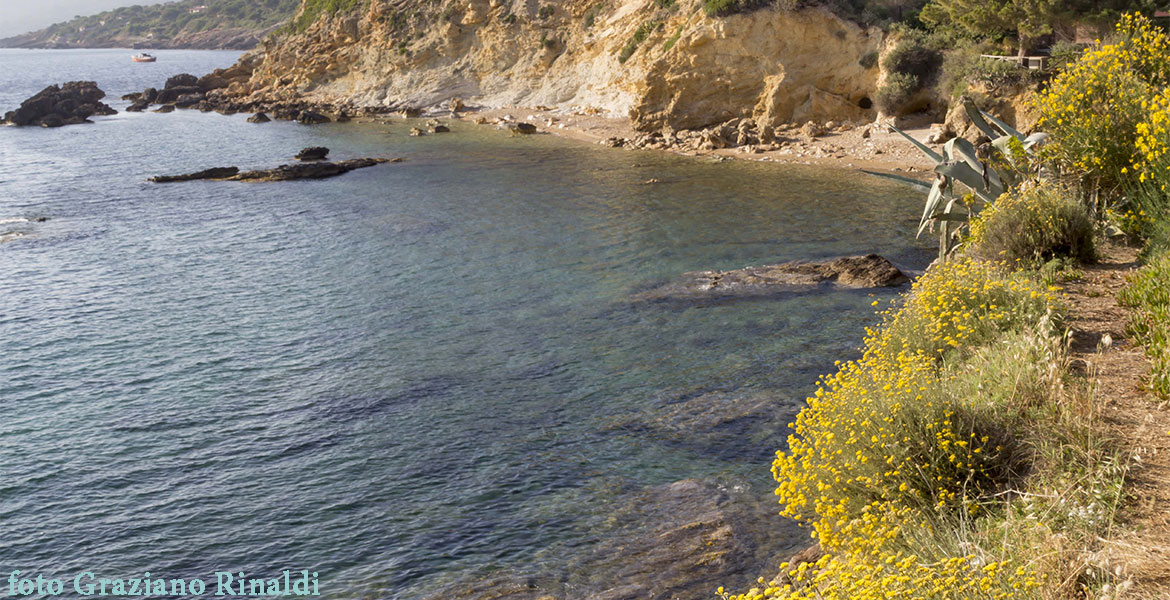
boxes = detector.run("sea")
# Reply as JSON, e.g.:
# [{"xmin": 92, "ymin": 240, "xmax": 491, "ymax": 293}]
[{"xmin": 0, "ymin": 48, "xmax": 931, "ymax": 599}]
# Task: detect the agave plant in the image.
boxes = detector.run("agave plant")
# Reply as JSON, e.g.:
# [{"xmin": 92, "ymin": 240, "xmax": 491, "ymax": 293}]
[{"xmin": 866, "ymin": 98, "xmax": 1049, "ymax": 261}]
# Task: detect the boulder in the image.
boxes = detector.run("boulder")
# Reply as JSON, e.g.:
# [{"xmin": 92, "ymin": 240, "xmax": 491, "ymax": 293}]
[
  {"xmin": 247, "ymin": 112, "xmax": 271, "ymax": 123},
  {"xmin": 125, "ymin": 100, "xmax": 150, "ymax": 112},
  {"xmin": 153, "ymin": 104, "xmax": 176, "ymax": 113},
  {"xmin": 173, "ymin": 94, "xmax": 205, "ymax": 108},
  {"xmin": 449, "ymin": 97, "xmax": 465, "ymax": 112},
  {"xmin": 432, "ymin": 124, "xmax": 450, "ymax": 133},
  {"xmin": 634, "ymin": 254, "xmax": 910, "ymax": 302},
  {"xmin": 509, "ymin": 122, "xmax": 538, "ymax": 135},
  {"xmin": 2, "ymin": 81, "xmax": 116, "ymax": 127},
  {"xmin": 272, "ymin": 107, "xmax": 300, "ymax": 120},
  {"xmin": 164, "ymin": 73, "xmax": 199, "ymax": 89},
  {"xmin": 296, "ymin": 110, "xmax": 330, "ymax": 125},
  {"xmin": 294, "ymin": 147, "xmax": 330, "ymax": 161},
  {"xmin": 409, "ymin": 127, "xmax": 426, "ymax": 136},
  {"xmin": 800, "ymin": 121, "xmax": 826, "ymax": 139}
]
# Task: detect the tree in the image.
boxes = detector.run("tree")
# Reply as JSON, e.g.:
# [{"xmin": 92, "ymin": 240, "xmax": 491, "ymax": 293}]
[{"xmin": 921, "ymin": 0, "xmax": 1060, "ymax": 56}]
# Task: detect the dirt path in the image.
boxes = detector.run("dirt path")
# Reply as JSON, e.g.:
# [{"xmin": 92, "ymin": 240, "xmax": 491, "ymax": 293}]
[{"xmin": 1062, "ymin": 243, "xmax": 1170, "ymax": 597}]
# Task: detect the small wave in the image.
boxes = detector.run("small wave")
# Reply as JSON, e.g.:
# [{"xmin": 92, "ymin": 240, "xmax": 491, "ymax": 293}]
[
  {"xmin": 0, "ymin": 217, "xmax": 30, "ymax": 225},
  {"xmin": 0, "ymin": 231, "xmax": 26, "ymax": 243}
]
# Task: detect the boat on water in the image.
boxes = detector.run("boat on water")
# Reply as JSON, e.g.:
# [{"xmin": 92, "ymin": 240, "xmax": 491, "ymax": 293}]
[{"xmin": 132, "ymin": 53, "xmax": 157, "ymax": 63}]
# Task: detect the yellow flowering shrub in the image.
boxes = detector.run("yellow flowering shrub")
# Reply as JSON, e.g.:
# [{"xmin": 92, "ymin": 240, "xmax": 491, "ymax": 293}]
[
  {"xmin": 717, "ymin": 259, "xmax": 1060, "ymax": 600},
  {"xmin": 1034, "ymin": 13, "xmax": 1170, "ymax": 192}
]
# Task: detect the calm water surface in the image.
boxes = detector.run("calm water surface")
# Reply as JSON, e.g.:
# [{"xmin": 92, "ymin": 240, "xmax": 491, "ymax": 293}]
[{"xmin": 0, "ymin": 49, "xmax": 930, "ymax": 598}]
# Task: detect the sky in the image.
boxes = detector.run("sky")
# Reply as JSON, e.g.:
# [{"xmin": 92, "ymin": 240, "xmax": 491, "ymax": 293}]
[{"xmin": 0, "ymin": 0, "xmax": 172, "ymax": 38}]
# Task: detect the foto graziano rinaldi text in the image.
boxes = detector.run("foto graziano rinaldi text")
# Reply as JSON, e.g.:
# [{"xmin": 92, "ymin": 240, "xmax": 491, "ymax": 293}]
[{"xmin": 6, "ymin": 570, "xmax": 320, "ymax": 597}]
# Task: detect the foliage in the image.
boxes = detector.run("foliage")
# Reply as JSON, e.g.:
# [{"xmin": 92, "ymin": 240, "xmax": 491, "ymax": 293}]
[
  {"xmin": 538, "ymin": 4, "xmax": 555, "ymax": 20},
  {"xmin": 721, "ymin": 258, "xmax": 1126, "ymax": 600},
  {"xmin": 583, "ymin": 2, "xmax": 607, "ymax": 29},
  {"xmin": 1034, "ymin": 13, "xmax": 1170, "ymax": 198},
  {"xmin": 875, "ymin": 31, "xmax": 943, "ymax": 113},
  {"xmin": 875, "ymin": 71, "xmax": 920, "ymax": 113},
  {"xmin": 702, "ymin": 0, "xmax": 772, "ymax": 18},
  {"xmin": 14, "ymin": 0, "xmax": 299, "ymax": 45},
  {"xmin": 618, "ymin": 20, "xmax": 661, "ymax": 64},
  {"xmin": 1119, "ymin": 251, "xmax": 1170, "ymax": 398},
  {"xmin": 920, "ymin": 0, "xmax": 1060, "ymax": 54},
  {"xmin": 294, "ymin": 0, "xmax": 364, "ymax": 32},
  {"xmin": 968, "ymin": 183, "xmax": 1096, "ymax": 266},
  {"xmin": 859, "ymin": 50, "xmax": 879, "ymax": 69}
]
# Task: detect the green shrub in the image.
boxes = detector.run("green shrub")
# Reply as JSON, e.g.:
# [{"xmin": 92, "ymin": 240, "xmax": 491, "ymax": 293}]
[
  {"xmin": 702, "ymin": 0, "xmax": 770, "ymax": 18},
  {"xmin": 583, "ymin": 2, "xmax": 606, "ymax": 29},
  {"xmin": 537, "ymin": 4, "xmax": 554, "ymax": 19},
  {"xmin": 294, "ymin": 0, "xmax": 363, "ymax": 32},
  {"xmin": 968, "ymin": 183, "xmax": 1096, "ymax": 266},
  {"xmin": 882, "ymin": 33, "xmax": 943, "ymax": 83},
  {"xmin": 618, "ymin": 20, "xmax": 660, "ymax": 63},
  {"xmin": 859, "ymin": 50, "xmax": 879, "ymax": 69},
  {"xmin": 875, "ymin": 71, "xmax": 919, "ymax": 113},
  {"xmin": 1119, "ymin": 251, "xmax": 1170, "ymax": 398}
]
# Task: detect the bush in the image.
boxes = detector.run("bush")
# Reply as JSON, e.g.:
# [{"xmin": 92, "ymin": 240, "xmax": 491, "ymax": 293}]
[
  {"xmin": 702, "ymin": 0, "xmax": 770, "ymax": 18},
  {"xmin": 294, "ymin": 0, "xmax": 363, "ymax": 32},
  {"xmin": 858, "ymin": 50, "xmax": 879, "ymax": 69},
  {"xmin": 968, "ymin": 183, "xmax": 1096, "ymax": 266},
  {"xmin": 881, "ymin": 33, "xmax": 943, "ymax": 83},
  {"xmin": 875, "ymin": 71, "xmax": 919, "ymax": 113},
  {"xmin": 1035, "ymin": 13, "xmax": 1170, "ymax": 196},
  {"xmin": 1119, "ymin": 251, "xmax": 1170, "ymax": 398}
]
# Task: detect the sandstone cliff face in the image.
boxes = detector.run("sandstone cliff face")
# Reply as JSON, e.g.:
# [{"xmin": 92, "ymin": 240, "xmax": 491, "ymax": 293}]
[{"xmin": 233, "ymin": 0, "xmax": 884, "ymax": 130}]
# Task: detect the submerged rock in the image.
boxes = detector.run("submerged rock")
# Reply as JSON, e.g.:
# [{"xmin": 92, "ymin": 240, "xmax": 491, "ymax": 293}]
[
  {"xmin": 150, "ymin": 158, "xmax": 395, "ymax": 183},
  {"xmin": 635, "ymin": 254, "xmax": 909, "ymax": 302},
  {"xmin": 153, "ymin": 105, "xmax": 176, "ymax": 114},
  {"xmin": 2, "ymin": 81, "xmax": 116, "ymax": 127},
  {"xmin": 508, "ymin": 122, "xmax": 538, "ymax": 135},
  {"xmin": 424, "ymin": 478, "xmax": 802, "ymax": 600}
]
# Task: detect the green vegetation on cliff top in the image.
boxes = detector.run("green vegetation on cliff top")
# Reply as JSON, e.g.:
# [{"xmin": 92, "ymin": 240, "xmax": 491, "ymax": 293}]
[{"xmin": 0, "ymin": 0, "xmax": 299, "ymax": 48}]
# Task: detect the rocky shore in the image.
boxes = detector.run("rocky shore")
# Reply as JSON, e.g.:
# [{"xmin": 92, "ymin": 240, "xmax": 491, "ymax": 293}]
[{"xmin": 1, "ymin": 81, "xmax": 116, "ymax": 127}]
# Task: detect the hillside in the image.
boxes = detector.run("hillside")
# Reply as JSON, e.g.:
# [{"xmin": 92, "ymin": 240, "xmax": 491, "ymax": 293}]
[{"xmin": 0, "ymin": 0, "xmax": 300, "ymax": 50}]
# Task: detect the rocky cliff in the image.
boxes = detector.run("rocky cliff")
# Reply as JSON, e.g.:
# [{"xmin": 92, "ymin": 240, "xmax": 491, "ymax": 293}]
[{"xmin": 224, "ymin": 0, "xmax": 886, "ymax": 131}]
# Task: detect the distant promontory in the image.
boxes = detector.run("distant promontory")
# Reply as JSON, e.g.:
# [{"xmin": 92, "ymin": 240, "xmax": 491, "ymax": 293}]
[{"xmin": 0, "ymin": 0, "xmax": 299, "ymax": 50}]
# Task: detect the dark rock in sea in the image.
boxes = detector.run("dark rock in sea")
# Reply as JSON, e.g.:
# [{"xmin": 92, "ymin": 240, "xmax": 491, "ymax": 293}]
[
  {"xmin": 247, "ymin": 112, "xmax": 271, "ymax": 123},
  {"xmin": 164, "ymin": 73, "xmax": 199, "ymax": 90},
  {"xmin": 635, "ymin": 254, "xmax": 910, "ymax": 302},
  {"xmin": 294, "ymin": 147, "xmax": 330, "ymax": 161},
  {"xmin": 335, "ymin": 111, "xmax": 351, "ymax": 123},
  {"xmin": 173, "ymin": 94, "xmax": 205, "ymax": 109},
  {"xmin": 409, "ymin": 127, "xmax": 425, "ymax": 137},
  {"xmin": 2, "ymin": 81, "xmax": 116, "ymax": 127},
  {"xmin": 198, "ymin": 102, "xmax": 215, "ymax": 112},
  {"xmin": 296, "ymin": 111, "xmax": 331, "ymax": 125},
  {"xmin": 126, "ymin": 99, "xmax": 150, "ymax": 112},
  {"xmin": 424, "ymin": 478, "xmax": 804, "ymax": 600},
  {"xmin": 122, "ymin": 92, "xmax": 142, "ymax": 102},
  {"xmin": 39, "ymin": 114, "xmax": 65, "ymax": 128},
  {"xmin": 142, "ymin": 87, "xmax": 158, "ymax": 104},
  {"xmin": 272, "ymin": 107, "xmax": 300, "ymax": 121},
  {"xmin": 432, "ymin": 124, "xmax": 450, "ymax": 133},
  {"xmin": 150, "ymin": 158, "xmax": 394, "ymax": 183},
  {"xmin": 155, "ymin": 86, "xmax": 201, "ymax": 105},
  {"xmin": 231, "ymin": 158, "xmax": 390, "ymax": 181},
  {"xmin": 149, "ymin": 167, "xmax": 241, "ymax": 183},
  {"xmin": 509, "ymin": 122, "xmax": 538, "ymax": 135},
  {"xmin": 153, "ymin": 105, "xmax": 176, "ymax": 114}
]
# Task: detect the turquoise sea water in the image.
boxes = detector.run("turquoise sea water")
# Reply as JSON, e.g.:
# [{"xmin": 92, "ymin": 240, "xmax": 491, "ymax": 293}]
[{"xmin": 0, "ymin": 49, "xmax": 930, "ymax": 598}]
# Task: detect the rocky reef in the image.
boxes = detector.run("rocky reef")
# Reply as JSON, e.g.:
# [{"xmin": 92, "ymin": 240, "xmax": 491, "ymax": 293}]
[
  {"xmin": 150, "ymin": 158, "xmax": 394, "ymax": 183},
  {"xmin": 2, "ymin": 82, "xmax": 117, "ymax": 127},
  {"xmin": 634, "ymin": 254, "xmax": 910, "ymax": 302}
]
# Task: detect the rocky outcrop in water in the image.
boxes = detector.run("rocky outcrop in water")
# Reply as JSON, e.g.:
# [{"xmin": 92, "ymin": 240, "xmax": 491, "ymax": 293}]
[
  {"xmin": 150, "ymin": 158, "xmax": 395, "ymax": 183},
  {"xmin": 635, "ymin": 254, "xmax": 909, "ymax": 302},
  {"xmin": 2, "ymin": 81, "xmax": 117, "ymax": 127},
  {"xmin": 295, "ymin": 147, "xmax": 330, "ymax": 161}
]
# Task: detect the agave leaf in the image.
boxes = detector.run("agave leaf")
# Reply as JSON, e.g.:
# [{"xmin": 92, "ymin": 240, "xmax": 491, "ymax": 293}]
[
  {"xmin": 962, "ymin": 97, "xmax": 1000, "ymax": 140},
  {"xmin": 859, "ymin": 169, "xmax": 932, "ymax": 191},
  {"xmin": 980, "ymin": 109, "xmax": 1024, "ymax": 140},
  {"xmin": 917, "ymin": 178, "xmax": 947, "ymax": 238},
  {"xmin": 930, "ymin": 212, "xmax": 971, "ymax": 222},
  {"xmin": 945, "ymin": 137, "xmax": 982, "ymax": 172},
  {"xmin": 891, "ymin": 124, "xmax": 943, "ymax": 164},
  {"xmin": 1022, "ymin": 132, "xmax": 1049, "ymax": 151},
  {"xmin": 935, "ymin": 161, "xmax": 1000, "ymax": 202}
]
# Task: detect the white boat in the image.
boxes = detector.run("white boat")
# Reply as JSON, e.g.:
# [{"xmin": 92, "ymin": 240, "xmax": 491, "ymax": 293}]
[{"xmin": 132, "ymin": 53, "xmax": 157, "ymax": 63}]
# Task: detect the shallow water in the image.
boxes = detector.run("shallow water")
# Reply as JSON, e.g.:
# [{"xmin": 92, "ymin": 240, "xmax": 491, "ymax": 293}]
[{"xmin": 0, "ymin": 49, "xmax": 930, "ymax": 598}]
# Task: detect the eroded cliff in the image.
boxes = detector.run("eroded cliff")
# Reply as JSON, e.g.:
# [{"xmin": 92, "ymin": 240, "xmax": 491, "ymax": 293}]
[{"xmin": 228, "ymin": 0, "xmax": 885, "ymax": 130}]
